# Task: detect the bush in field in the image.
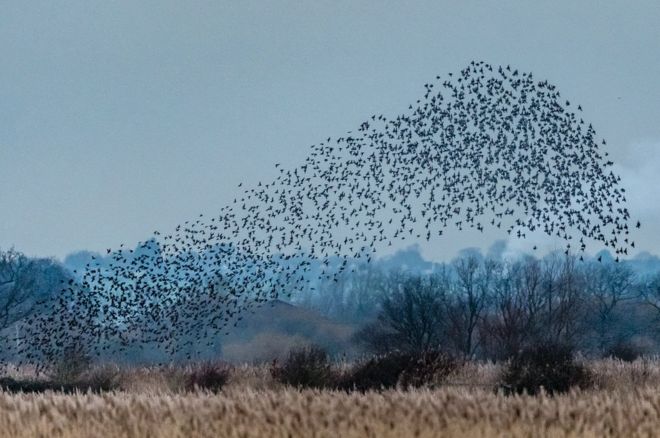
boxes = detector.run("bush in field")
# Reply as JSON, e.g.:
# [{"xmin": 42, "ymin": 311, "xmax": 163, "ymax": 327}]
[
  {"xmin": 605, "ymin": 342, "xmax": 644, "ymax": 362},
  {"xmin": 48, "ymin": 344, "xmax": 92, "ymax": 384},
  {"xmin": 400, "ymin": 350, "xmax": 458, "ymax": 388},
  {"xmin": 185, "ymin": 362, "xmax": 231, "ymax": 392},
  {"xmin": 340, "ymin": 350, "xmax": 456, "ymax": 391},
  {"xmin": 0, "ymin": 377, "xmax": 65, "ymax": 393},
  {"xmin": 339, "ymin": 352, "xmax": 408, "ymax": 391},
  {"xmin": 78, "ymin": 365, "xmax": 122, "ymax": 392},
  {"xmin": 501, "ymin": 343, "xmax": 592, "ymax": 395},
  {"xmin": 0, "ymin": 365, "xmax": 120, "ymax": 394},
  {"xmin": 270, "ymin": 345, "xmax": 336, "ymax": 389}
]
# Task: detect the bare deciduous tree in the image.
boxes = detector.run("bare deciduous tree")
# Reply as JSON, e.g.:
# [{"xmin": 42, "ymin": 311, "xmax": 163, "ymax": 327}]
[
  {"xmin": 584, "ymin": 262, "xmax": 636, "ymax": 350},
  {"xmin": 358, "ymin": 271, "xmax": 448, "ymax": 353},
  {"xmin": 446, "ymin": 256, "xmax": 495, "ymax": 357},
  {"xmin": 0, "ymin": 249, "xmax": 39, "ymax": 330},
  {"xmin": 0, "ymin": 248, "xmax": 72, "ymax": 359},
  {"xmin": 480, "ymin": 257, "xmax": 545, "ymax": 358}
]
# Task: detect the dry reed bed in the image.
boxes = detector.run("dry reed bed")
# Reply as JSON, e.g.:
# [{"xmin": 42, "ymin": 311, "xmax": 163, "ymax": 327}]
[
  {"xmin": 0, "ymin": 387, "xmax": 659, "ymax": 437},
  {"xmin": 0, "ymin": 359, "xmax": 659, "ymax": 437}
]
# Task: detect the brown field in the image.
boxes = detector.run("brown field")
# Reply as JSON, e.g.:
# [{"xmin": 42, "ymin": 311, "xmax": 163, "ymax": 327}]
[{"xmin": 0, "ymin": 359, "xmax": 659, "ymax": 438}]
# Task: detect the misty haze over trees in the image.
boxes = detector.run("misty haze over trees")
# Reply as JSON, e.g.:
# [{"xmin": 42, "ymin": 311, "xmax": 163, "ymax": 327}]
[{"xmin": 3, "ymin": 243, "xmax": 660, "ymax": 365}]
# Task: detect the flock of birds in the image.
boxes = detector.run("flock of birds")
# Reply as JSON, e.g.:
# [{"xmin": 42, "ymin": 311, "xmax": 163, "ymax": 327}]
[{"xmin": 18, "ymin": 61, "xmax": 637, "ymax": 363}]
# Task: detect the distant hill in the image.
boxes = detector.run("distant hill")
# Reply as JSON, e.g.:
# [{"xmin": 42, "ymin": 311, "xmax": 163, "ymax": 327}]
[{"xmin": 221, "ymin": 300, "xmax": 358, "ymax": 363}]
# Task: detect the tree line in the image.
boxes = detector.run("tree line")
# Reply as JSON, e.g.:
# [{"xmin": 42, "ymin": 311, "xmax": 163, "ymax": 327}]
[
  {"xmin": 295, "ymin": 251, "xmax": 660, "ymax": 359},
  {"xmin": 3, "ymin": 246, "xmax": 660, "ymax": 363}
]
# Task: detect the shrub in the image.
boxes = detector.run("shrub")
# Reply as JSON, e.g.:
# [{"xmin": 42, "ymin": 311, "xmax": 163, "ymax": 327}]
[
  {"xmin": 339, "ymin": 352, "xmax": 408, "ymax": 391},
  {"xmin": 400, "ymin": 350, "xmax": 458, "ymax": 388},
  {"xmin": 605, "ymin": 342, "xmax": 644, "ymax": 362},
  {"xmin": 77, "ymin": 364, "xmax": 122, "ymax": 392},
  {"xmin": 501, "ymin": 343, "xmax": 592, "ymax": 395},
  {"xmin": 185, "ymin": 362, "xmax": 231, "ymax": 392},
  {"xmin": 0, "ymin": 377, "xmax": 63, "ymax": 393},
  {"xmin": 0, "ymin": 376, "xmax": 116, "ymax": 394},
  {"xmin": 0, "ymin": 363, "xmax": 120, "ymax": 394},
  {"xmin": 48, "ymin": 344, "xmax": 92, "ymax": 384},
  {"xmin": 340, "ymin": 350, "xmax": 456, "ymax": 392},
  {"xmin": 270, "ymin": 345, "xmax": 336, "ymax": 389}
]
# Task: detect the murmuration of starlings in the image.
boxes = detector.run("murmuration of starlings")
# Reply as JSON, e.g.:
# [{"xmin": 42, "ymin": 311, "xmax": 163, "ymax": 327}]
[{"xmin": 18, "ymin": 61, "xmax": 636, "ymax": 364}]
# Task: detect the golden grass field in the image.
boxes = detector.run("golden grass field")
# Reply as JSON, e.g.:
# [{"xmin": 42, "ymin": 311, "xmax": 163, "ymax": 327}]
[{"xmin": 1, "ymin": 359, "xmax": 660, "ymax": 438}]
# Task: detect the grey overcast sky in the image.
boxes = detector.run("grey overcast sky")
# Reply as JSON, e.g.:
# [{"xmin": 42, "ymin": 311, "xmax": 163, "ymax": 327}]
[{"xmin": 1, "ymin": 0, "xmax": 659, "ymax": 261}]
